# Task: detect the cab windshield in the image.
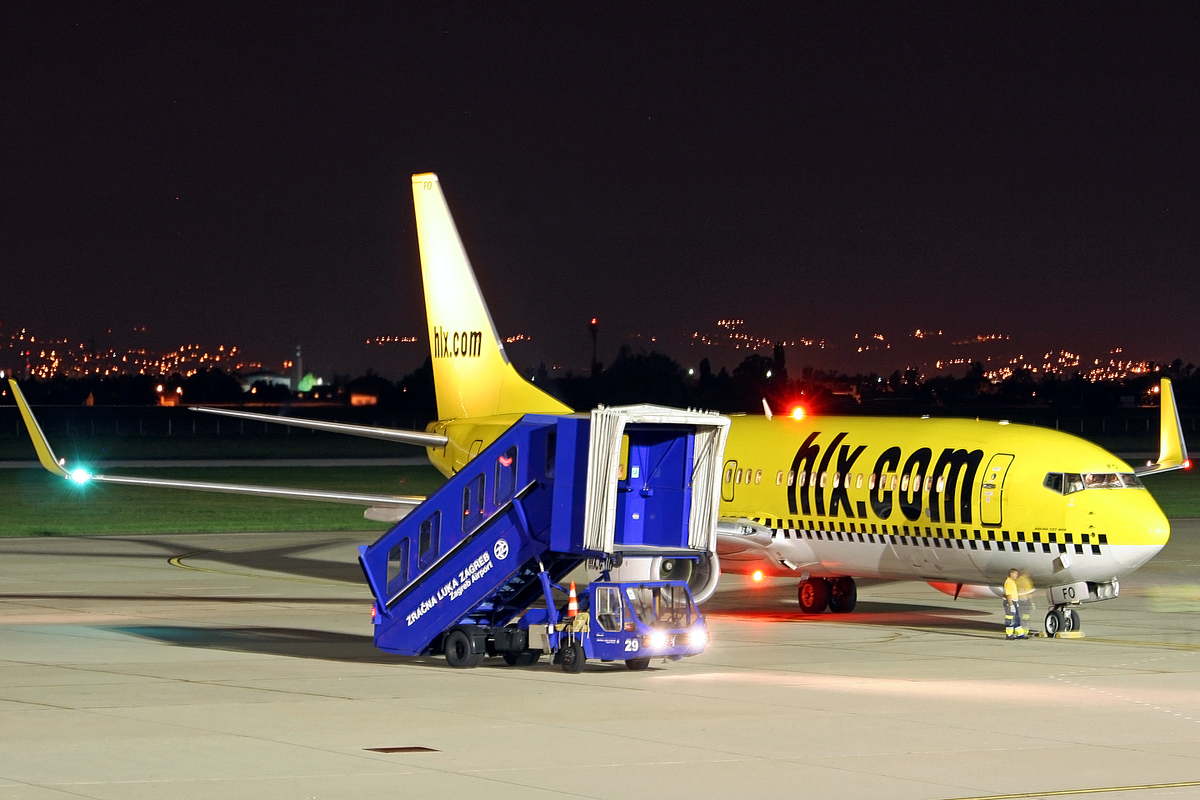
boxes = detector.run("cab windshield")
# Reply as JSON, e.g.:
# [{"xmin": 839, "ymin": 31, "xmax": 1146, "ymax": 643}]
[
  {"xmin": 624, "ymin": 585, "xmax": 697, "ymax": 629},
  {"xmin": 1044, "ymin": 472, "xmax": 1143, "ymax": 495}
]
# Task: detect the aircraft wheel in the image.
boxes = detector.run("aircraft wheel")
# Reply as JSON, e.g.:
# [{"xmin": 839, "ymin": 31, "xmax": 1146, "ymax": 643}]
[
  {"xmin": 1064, "ymin": 608, "xmax": 1081, "ymax": 632},
  {"xmin": 1045, "ymin": 609, "xmax": 1065, "ymax": 637},
  {"xmin": 445, "ymin": 629, "xmax": 483, "ymax": 668},
  {"xmin": 560, "ymin": 639, "xmax": 586, "ymax": 673},
  {"xmin": 828, "ymin": 577, "xmax": 857, "ymax": 613},
  {"xmin": 502, "ymin": 650, "xmax": 541, "ymax": 666},
  {"xmin": 625, "ymin": 657, "xmax": 651, "ymax": 671},
  {"xmin": 798, "ymin": 578, "xmax": 829, "ymax": 614}
]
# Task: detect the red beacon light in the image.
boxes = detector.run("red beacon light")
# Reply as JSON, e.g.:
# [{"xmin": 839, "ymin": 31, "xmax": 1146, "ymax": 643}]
[
  {"xmin": 790, "ymin": 406, "xmax": 806, "ymax": 421},
  {"xmin": 752, "ymin": 570, "xmax": 764, "ymax": 582}
]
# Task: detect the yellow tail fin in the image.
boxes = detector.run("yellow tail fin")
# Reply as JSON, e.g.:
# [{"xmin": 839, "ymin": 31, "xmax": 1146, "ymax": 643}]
[{"xmin": 412, "ymin": 174, "xmax": 572, "ymax": 420}]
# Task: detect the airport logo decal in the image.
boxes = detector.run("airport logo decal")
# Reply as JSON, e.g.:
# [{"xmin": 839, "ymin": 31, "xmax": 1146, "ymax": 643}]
[
  {"xmin": 494, "ymin": 538, "xmax": 509, "ymax": 560},
  {"xmin": 432, "ymin": 326, "xmax": 482, "ymax": 358}
]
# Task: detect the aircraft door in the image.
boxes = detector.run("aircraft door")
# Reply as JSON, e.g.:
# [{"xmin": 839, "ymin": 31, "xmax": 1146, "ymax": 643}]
[
  {"xmin": 722, "ymin": 459, "xmax": 738, "ymax": 502},
  {"xmin": 979, "ymin": 454, "xmax": 1014, "ymax": 527}
]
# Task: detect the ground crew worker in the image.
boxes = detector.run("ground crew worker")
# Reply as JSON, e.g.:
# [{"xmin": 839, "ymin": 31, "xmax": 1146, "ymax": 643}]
[{"xmin": 1004, "ymin": 569, "xmax": 1027, "ymax": 639}]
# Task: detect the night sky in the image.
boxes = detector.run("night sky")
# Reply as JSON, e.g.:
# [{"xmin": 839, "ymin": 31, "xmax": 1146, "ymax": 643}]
[{"xmin": 2, "ymin": 4, "xmax": 1197, "ymax": 379}]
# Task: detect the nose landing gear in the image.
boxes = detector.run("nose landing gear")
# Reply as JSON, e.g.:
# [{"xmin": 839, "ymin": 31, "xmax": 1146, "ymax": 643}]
[{"xmin": 1045, "ymin": 607, "xmax": 1081, "ymax": 636}]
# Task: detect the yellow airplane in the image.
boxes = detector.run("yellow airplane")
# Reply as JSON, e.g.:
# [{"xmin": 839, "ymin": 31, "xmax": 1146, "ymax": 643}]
[{"xmin": 8, "ymin": 172, "xmax": 1190, "ymax": 636}]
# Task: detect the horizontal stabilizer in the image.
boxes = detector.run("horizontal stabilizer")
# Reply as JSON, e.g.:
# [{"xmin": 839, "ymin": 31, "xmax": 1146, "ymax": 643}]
[
  {"xmin": 191, "ymin": 406, "xmax": 448, "ymax": 447},
  {"xmin": 1135, "ymin": 378, "xmax": 1191, "ymax": 476}
]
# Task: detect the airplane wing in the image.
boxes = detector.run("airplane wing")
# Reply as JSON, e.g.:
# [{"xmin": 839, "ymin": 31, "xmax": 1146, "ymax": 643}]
[
  {"xmin": 191, "ymin": 406, "xmax": 448, "ymax": 447},
  {"xmin": 1135, "ymin": 378, "xmax": 1191, "ymax": 476},
  {"xmin": 7, "ymin": 378, "xmax": 426, "ymax": 522}
]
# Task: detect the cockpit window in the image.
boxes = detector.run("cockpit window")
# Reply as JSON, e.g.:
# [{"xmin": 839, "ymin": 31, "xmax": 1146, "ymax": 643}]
[
  {"xmin": 1045, "ymin": 471, "xmax": 1142, "ymax": 495},
  {"xmin": 1084, "ymin": 473, "xmax": 1123, "ymax": 489}
]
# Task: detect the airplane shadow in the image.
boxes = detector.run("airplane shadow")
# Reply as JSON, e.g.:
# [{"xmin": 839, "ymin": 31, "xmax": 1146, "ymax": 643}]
[{"xmin": 705, "ymin": 597, "xmax": 1003, "ymax": 635}]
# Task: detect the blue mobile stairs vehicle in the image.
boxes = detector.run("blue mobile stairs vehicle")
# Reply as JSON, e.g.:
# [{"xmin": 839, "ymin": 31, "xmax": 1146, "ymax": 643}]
[{"xmin": 358, "ymin": 405, "xmax": 730, "ymax": 672}]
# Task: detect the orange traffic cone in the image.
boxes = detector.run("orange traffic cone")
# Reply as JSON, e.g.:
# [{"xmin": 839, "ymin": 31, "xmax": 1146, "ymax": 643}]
[{"xmin": 567, "ymin": 582, "xmax": 578, "ymax": 617}]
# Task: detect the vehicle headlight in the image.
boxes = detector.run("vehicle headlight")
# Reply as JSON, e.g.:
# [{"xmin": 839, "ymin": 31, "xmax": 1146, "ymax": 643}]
[
  {"xmin": 689, "ymin": 627, "xmax": 707, "ymax": 647},
  {"xmin": 648, "ymin": 631, "xmax": 668, "ymax": 650}
]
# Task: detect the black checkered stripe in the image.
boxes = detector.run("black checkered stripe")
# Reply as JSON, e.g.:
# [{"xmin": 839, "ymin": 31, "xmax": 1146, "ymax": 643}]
[{"xmin": 755, "ymin": 517, "xmax": 1106, "ymax": 556}]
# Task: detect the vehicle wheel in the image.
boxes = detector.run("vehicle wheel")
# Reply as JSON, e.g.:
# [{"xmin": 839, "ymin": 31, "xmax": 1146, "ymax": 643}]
[
  {"xmin": 445, "ymin": 629, "xmax": 483, "ymax": 668},
  {"xmin": 798, "ymin": 578, "xmax": 829, "ymax": 614},
  {"xmin": 828, "ymin": 577, "xmax": 857, "ymax": 613},
  {"xmin": 560, "ymin": 639, "xmax": 586, "ymax": 673},
  {"xmin": 1045, "ymin": 609, "xmax": 1065, "ymax": 637},
  {"xmin": 503, "ymin": 650, "xmax": 541, "ymax": 666},
  {"xmin": 1064, "ymin": 608, "xmax": 1080, "ymax": 632},
  {"xmin": 625, "ymin": 657, "xmax": 651, "ymax": 671}
]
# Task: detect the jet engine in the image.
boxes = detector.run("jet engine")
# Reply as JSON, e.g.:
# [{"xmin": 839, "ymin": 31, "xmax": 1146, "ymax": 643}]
[{"xmin": 593, "ymin": 553, "xmax": 722, "ymax": 604}]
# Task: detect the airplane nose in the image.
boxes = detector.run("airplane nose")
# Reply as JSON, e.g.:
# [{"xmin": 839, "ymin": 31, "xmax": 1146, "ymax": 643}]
[{"xmin": 1111, "ymin": 503, "xmax": 1170, "ymax": 571}]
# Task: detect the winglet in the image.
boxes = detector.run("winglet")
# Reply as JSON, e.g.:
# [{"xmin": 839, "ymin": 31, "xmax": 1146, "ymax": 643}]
[
  {"xmin": 7, "ymin": 378, "xmax": 69, "ymax": 479},
  {"xmin": 1136, "ymin": 377, "xmax": 1191, "ymax": 476}
]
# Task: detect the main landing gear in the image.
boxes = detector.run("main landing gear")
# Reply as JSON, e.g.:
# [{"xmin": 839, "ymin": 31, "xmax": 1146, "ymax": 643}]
[
  {"xmin": 1044, "ymin": 606, "xmax": 1081, "ymax": 636},
  {"xmin": 798, "ymin": 577, "xmax": 857, "ymax": 614}
]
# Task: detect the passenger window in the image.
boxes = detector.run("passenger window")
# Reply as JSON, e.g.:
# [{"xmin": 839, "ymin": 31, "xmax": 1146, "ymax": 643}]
[
  {"xmin": 923, "ymin": 476, "xmax": 933, "ymax": 492},
  {"xmin": 494, "ymin": 445, "xmax": 518, "ymax": 505},
  {"xmin": 832, "ymin": 472, "xmax": 841, "ymax": 488},
  {"xmin": 595, "ymin": 587, "xmax": 623, "ymax": 632},
  {"xmin": 736, "ymin": 468, "xmax": 744, "ymax": 484},
  {"xmin": 418, "ymin": 511, "xmax": 440, "ymax": 567},
  {"xmin": 724, "ymin": 467, "xmax": 734, "ymax": 483},
  {"xmin": 788, "ymin": 470, "xmax": 795, "ymax": 487},
  {"xmin": 387, "ymin": 537, "xmax": 410, "ymax": 595},
  {"xmin": 755, "ymin": 469, "xmax": 762, "ymax": 485},
  {"xmin": 462, "ymin": 475, "xmax": 485, "ymax": 532},
  {"xmin": 936, "ymin": 475, "xmax": 945, "ymax": 492},
  {"xmin": 869, "ymin": 473, "xmax": 877, "ymax": 490},
  {"xmin": 819, "ymin": 472, "xmax": 827, "ymax": 488},
  {"xmin": 799, "ymin": 471, "xmax": 807, "ymax": 487},
  {"xmin": 901, "ymin": 475, "xmax": 910, "ymax": 492},
  {"xmin": 856, "ymin": 473, "xmax": 863, "ymax": 489},
  {"xmin": 889, "ymin": 474, "xmax": 898, "ymax": 491},
  {"xmin": 776, "ymin": 471, "xmax": 784, "ymax": 486}
]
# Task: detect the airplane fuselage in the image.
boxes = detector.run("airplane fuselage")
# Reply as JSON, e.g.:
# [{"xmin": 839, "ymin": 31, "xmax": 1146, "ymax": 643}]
[{"xmin": 716, "ymin": 414, "xmax": 1169, "ymax": 589}]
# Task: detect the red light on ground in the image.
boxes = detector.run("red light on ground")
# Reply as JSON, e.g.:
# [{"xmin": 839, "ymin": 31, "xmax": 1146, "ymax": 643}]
[
  {"xmin": 1185, "ymin": 460, "xmax": 1192, "ymax": 469},
  {"xmin": 791, "ymin": 406, "xmax": 805, "ymax": 421},
  {"xmin": 752, "ymin": 570, "xmax": 764, "ymax": 582}
]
